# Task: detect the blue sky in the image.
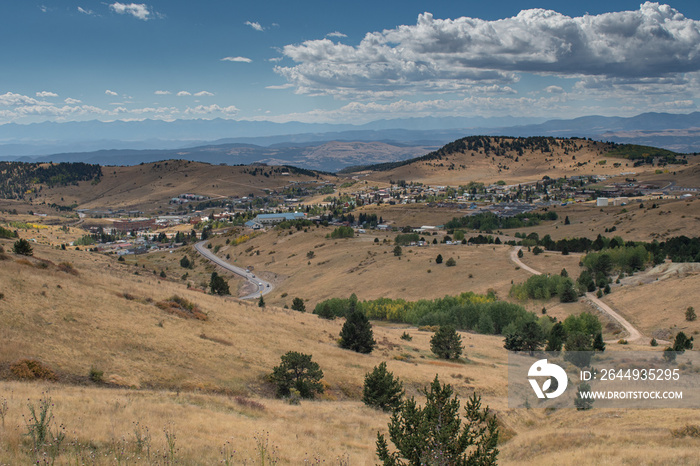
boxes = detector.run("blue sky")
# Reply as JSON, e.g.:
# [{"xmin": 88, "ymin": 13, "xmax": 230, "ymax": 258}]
[{"xmin": 1, "ymin": 1, "xmax": 699, "ymax": 125}]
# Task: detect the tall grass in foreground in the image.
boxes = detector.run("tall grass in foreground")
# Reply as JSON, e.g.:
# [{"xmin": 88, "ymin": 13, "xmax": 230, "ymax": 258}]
[{"xmin": 0, "ymin": 391, "xmax": 355, "ymax": 465}]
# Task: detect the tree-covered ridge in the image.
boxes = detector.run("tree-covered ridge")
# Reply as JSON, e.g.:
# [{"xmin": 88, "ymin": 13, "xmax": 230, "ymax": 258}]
[
  {"xmin": 0, "ymin": 162, "xmax": 102, "ymax": 199},
  {"xmin": 340, "ymin": 136, "xmax": 606, "ymax": 173},
  {"xmin": 523, "ymin": 233, "xmax": 700, "ymax": 263},
  {"xmin": 606, "ymin": 144, "xmax": 684, "ymax": 165}
]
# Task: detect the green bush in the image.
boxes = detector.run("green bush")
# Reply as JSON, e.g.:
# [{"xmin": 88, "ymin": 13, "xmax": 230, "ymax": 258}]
[
  {"xmin": 510, "ymin": 274, "xmax": 578, "ymax": 302},
  {"xmin": 330, "ymin": 226, "xmax": 354, "ymax": 239},
  {"xmin": 0, "ymin": 226, "xmax": 18, "ymax": 239},
  {"xmin": 291, "ymin": 297, "xmax": 306, "ymax": 312},
  {"xmin": 89, "ymin": 367, "xmax": 104, "ymax": 383},
  {"xmin": 394, "ymin": 233, "xmax": 420, "ymax": 245}
]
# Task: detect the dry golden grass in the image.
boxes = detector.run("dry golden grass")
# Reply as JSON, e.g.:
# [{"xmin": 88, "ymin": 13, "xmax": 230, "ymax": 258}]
[
  {"xmin": 359, "ymin": 138, "xmax": 697, "ymax": 186},
  {"xmin": 22, "ymin": 160, "xmax": 336, "ymax": 212},
  {"xmin": 0, "ymin": 214, "xmax": 87, "ymax": 247},
  {"xmin": 1, "ymin": 217, "xmax": 699, "ymax": 463},
  {"xmin": 206, "ymin": 226, "xmax": 545, "ymax": 309},
  {"xmin": 0, "ymin": 240, "xmax": 517, "ymax": 464},
  {"xmin": 603, "ymin": 263, "xmax": 700, "ymax": 341},
  {"xmin": 507, "ymin": 196, "xmax": 700, "ymax": 242}
]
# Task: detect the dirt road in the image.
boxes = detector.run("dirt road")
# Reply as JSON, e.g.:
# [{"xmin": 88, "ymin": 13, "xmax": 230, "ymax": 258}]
[{"xmin": 510, "ymin": 246, "xmax": 652, "ymax": 344}]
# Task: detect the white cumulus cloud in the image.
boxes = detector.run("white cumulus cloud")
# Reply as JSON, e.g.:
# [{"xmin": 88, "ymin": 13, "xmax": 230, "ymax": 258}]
[
  {"xmin": 154, "ymin": 90, "xmax": 171, "ymax": 95},
  {"xmin": 105, "ymin": 90, "xmax": 118, "ymax": 96},
  {"xmin": 185, "ymin": 104, "xmax": 239, "ymax": 115},
  {"xmin": 78, "ymin": 7, "xmax": 94, "ymax": 15},
  {"xmin": 194, "ymin": 91, "xmax": 214, "ymax": 97},
  {"xmin": 326, "ymin": 31, "xmax": 347, "ymax": 38},
  {"xmin": 221, "ymin": 56, "xmax": 252, "ymax": 63},
  {"xmin": 276, "ymin": 3, "xmax": 700, "ymax": 99},
  {"xmin": 245, "ymin": 21, "xmax": 264, "ymax": 31},
  {"xmin": 544, "ymin": 86, "xmax": 565, "ymax": 94},
  {"xmin": 265, "ymin": 83, "xmax": 294, "ymax": 90},
  {"xmin": 177, "ymin": 91, "xmax": 191, "ymax": 97},
  {"xmin": 0, "ymin": 92, "xmax": 46, "ymax": 107},
  {"xmin": 36, "ymin": 91, "xmax": 58, "ymax": 98},
  {"xmin": 109, "ymin": 3, "xmax": 151, "ymax": 21},
  {"xmin": 64, "ymin": 98, "xmax": 82, "ymax": 104}
]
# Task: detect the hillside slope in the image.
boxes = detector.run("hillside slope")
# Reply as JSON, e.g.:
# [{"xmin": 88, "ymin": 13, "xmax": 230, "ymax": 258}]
[
  {"xmin": 1, "ymin": 236, "xmax": 699, "ymax": 464},
  {"xmin": 348, "ymin": 136, "xmax": 694, "ymax": 185},
  {"xmin": 16, "ymin": 160, "xmax": 333, "ymax": 212}
]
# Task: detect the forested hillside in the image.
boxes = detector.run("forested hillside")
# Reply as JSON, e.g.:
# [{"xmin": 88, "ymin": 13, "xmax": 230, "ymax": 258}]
[{"xmin": 0, "ymin": 162, "xmax": 102, "ymax": 199}]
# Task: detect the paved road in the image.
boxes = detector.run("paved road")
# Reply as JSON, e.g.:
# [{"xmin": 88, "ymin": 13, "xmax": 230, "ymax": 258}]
[
  {"xmin": 194, "ymin": 240, "xmax": 273, "ymax": 299},
  {"xmin": 510, "ymin": 246, "xmax": 651, "ymax": 344}
]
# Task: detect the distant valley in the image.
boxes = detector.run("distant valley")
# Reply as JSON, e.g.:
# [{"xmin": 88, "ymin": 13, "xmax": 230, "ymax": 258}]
[{"xmin": 1, "ymin": 112, "xmax": 699, "ymax": 172}]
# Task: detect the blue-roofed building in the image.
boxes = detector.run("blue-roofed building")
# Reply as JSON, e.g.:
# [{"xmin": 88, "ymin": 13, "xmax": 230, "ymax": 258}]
[
  {"xmin": 244, "ymin": 220, "xmax": 263, "ymax": 229},
  {"xmin": 252, "ymin": 212, "xmax": 306, "ymax": 226}
]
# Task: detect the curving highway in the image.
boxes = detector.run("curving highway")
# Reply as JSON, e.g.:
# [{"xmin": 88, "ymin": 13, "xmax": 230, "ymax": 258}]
[{"xmin": 194, "ymin": 240, "xmax": 273, "ymax": 299}]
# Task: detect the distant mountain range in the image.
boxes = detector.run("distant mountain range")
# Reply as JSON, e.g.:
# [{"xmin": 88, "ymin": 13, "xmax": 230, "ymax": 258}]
[
  {"xmin": 3, "ymin": 141, "xmax": 439, "ymax": 173},
  {"xmin": 1, "ymin": 112, "xmax": 698, "ymax": 171}
]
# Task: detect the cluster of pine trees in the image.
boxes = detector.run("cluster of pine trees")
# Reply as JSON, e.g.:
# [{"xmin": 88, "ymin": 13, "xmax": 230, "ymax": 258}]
[{"xmin": 0, "ymin": 162, "xmax": 102, "ymax": 199}]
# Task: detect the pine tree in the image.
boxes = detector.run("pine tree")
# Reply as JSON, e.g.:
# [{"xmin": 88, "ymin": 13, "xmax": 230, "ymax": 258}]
[
  {"xmin": 545, "ymin": 322, "xmax": 566, "ymax": 352},
  {"xmin": 362, "ymin": 362, "xmax": 404, "ymax": 412},
  {"xmin": 435, "ymin": 254, "xmax": 443, "ymax": 264},
  {"xmin": 663, "ymin": 347, "xmax": 677, "ymax": 363},
  {"xmin": 430, "ymin": 326, "xmax": 463, "ymax": 360},
  {"xmin": 672, "ymin": 332, "xmax": 694, "ymax": 353},
  {"xmin": 592, "ymin": 332, "xmax": 606, "ymax": 352},
  {"xmin": 376, "ymin": 375, "xmax": 499, "ymax": 465},
  {"xmin": 179, "ymin": 256, "xmax": 191, "ymax": 268},
  {"xmin": 520, "ymin": 321, "xmax": 545, "ymax": 354},
  {"xmin": 209, "ymin": 272, "xmax": 230, "ymax": 295},
  {"xmin": 564, "ymin": 332, "xmax": 594, "ymax": 368},
  {"xmin": 270, "ymin": 351, "xmax": 324, "ymax": 399},
  {"xmin": 291, "ymin": 297, "xmax": 306, "ymax": 312},
  {"xmin": 12, "ymin": 238, "xmax": 33, "ymax": 256},
  {"xmin": 258, "ymin": 295, "xmax": 265, "ymax": 308},
  {"xmin": 339, "ymin": 310, "xmax": 376, "ymax": 354}
]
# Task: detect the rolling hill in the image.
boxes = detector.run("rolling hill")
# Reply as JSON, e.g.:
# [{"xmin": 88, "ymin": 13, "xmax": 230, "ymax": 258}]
[
  {"xmin": 344, "ymin": 136, "xmax": 696, "ymax": 185},
  {"xmin": 0, "ymin": 160, "xmax": 335, "ymax": 212}
]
